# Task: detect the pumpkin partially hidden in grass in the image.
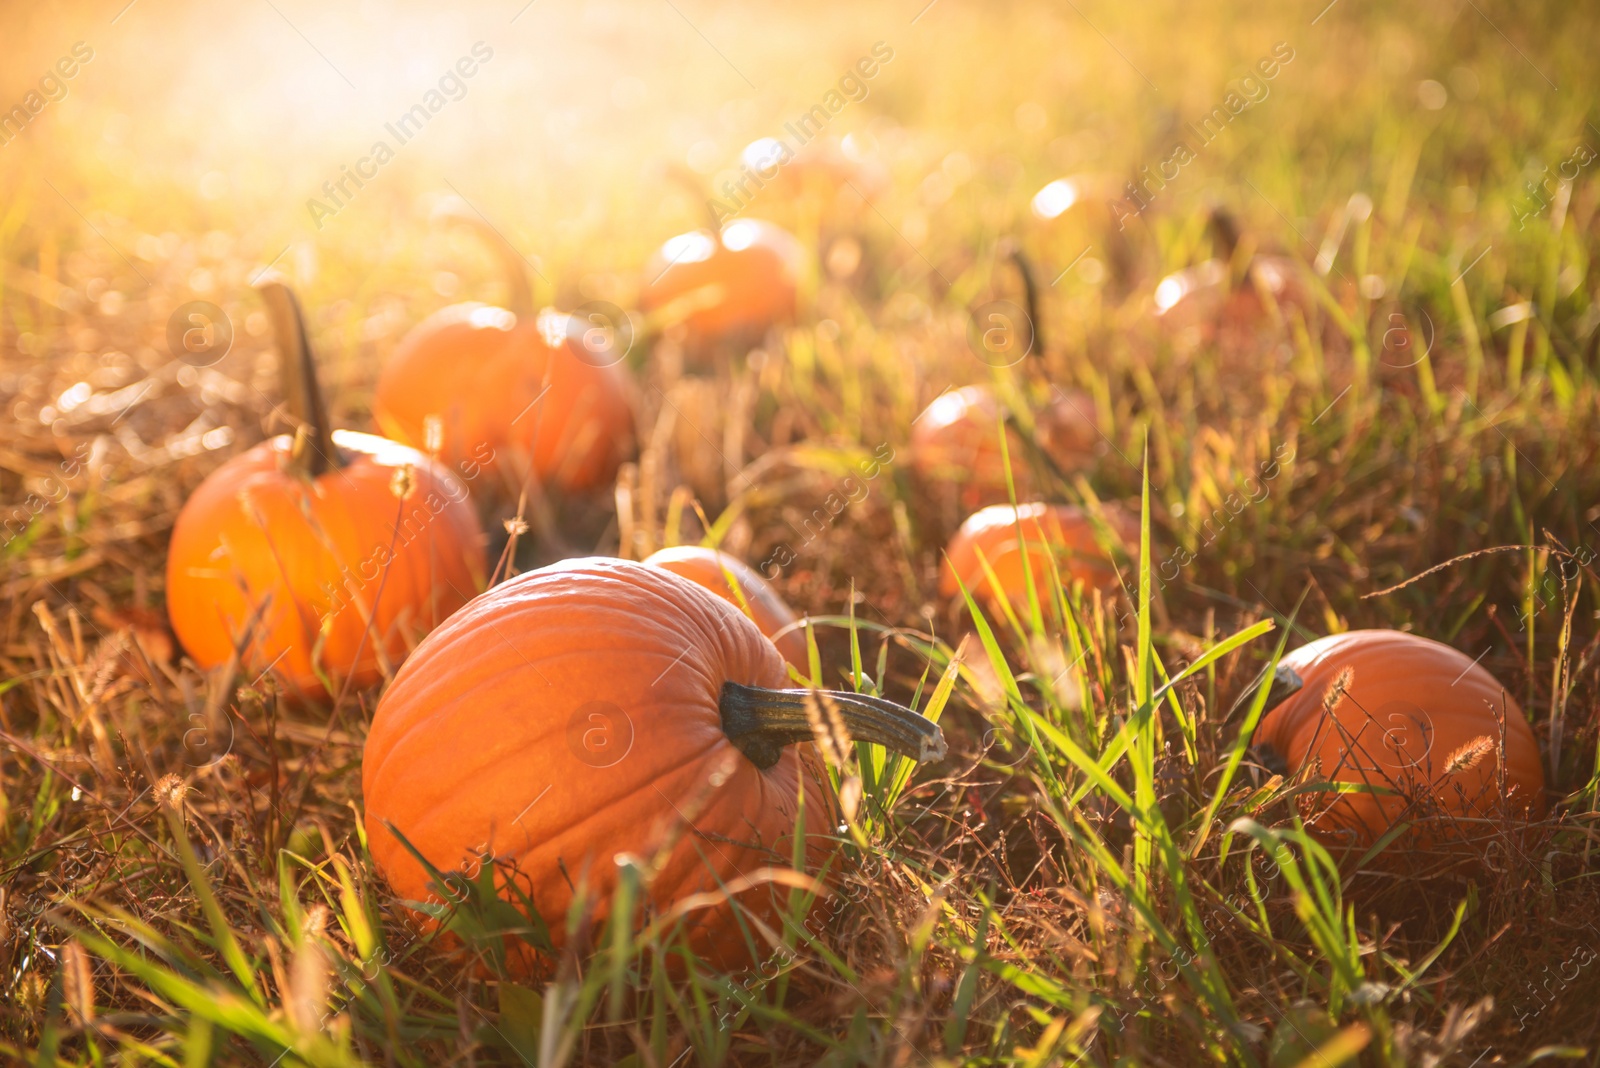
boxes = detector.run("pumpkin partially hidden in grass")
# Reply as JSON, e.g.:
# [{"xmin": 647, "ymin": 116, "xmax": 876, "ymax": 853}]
[
  {"xmin": 373, "ymin": 201, "xmax": 634, "ymax": 492},
  {"xmin": 362, "ymin": 557, "xmax": 944, "ymax": 973},
  {"xmin": 911, "ymin": 247, "xmax": 1101, "ymax": 504},
  {"xmin": 1153, "ymin": 208, "xmax": 1312, "ymax": 348},
  {"xmin": 639, "ymin": 218, "xmax": 804, "ymax": 356},
  {"xmin": 166, "ymin": 281, "xmax": 485, "ymax": 695},
  {"xmin": 941, "ymin": 502, "xmax": 1135, "ymax": 607},
  {"xmin": 1254, "ymin": 630, "xmax": 1546, "ymax": 861},
  {"xmin": 644, "ymin": 545, "xmax": 808, "ymax": 671},
  {"xmin": 911, "ymin": 385, "xmax": 1100, "ymax": 505}
]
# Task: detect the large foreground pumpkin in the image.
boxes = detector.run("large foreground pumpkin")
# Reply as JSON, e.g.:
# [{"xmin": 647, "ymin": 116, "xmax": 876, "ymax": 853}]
[
  {"xmin": 362, "ymin": 557, "xmax": 943, "ymax": 973},
  {"xmin": 1254, "ymin": 630, "xmax": 1546, "ymax": 861},
  {"xmin": 166, "ymin": 281, "xmax": 485, "ymax": 695},
  {"xmin": 644, "ymin": 545, "xmax": 808, "ymax": 671},
  {"xmin": 373, "ymin": 202, "xmax": 634, "ymax": 492}
]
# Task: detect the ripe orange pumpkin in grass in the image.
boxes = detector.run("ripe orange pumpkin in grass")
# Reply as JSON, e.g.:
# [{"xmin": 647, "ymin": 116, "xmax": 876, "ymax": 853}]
[
  {"xmin": 372, "ymin": 201, "xmax": 634, "ymax": 492},
  {"xmin": 941, "ymin": 502, "xmax": 1135, "ymax": 607},
  {"xmin": 1153, "ymin": 208, "xmax": 1312, "ymax": 346},
  {"xmin": 911, "ymin": 246, "xmax": 1102, "ymax": 505},
  {"xmin": 1031, "ymin": 172, "xmax": 1142, "ymax": 290},
  {"xmin": 644, "ymin": 545, "xmax": 808, "ymax": 671},
  {"xmin": 165, "ymin": 281, "xmax": 485, "ymax": 696},
  {"xmin": 911, "ymin": 384, "xmax": 1100, "ymax": 504},
  {"xmin": 362, "ymin": 557, "xmax": 943, "ymax": 973},
  {"xmin": 1253, "ymin": 630, "xmax": 1546, "ymax": 860},
  {"xmin": 737, "ymin": 135, "xmax": 889, "ymax": 211},
  {"xmin": 638, "ymin": 218, "xmax": 804, "ymax": 355}
]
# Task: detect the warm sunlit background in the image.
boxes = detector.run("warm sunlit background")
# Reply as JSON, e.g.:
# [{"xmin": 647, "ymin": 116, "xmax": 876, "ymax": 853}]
[{"xmin": 7, "ymin": 0, "xmax": 1588, "ymax": 410}]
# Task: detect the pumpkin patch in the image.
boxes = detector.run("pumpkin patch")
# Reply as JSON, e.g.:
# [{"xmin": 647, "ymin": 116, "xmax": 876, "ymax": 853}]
[{"xmin": 11, "ymin": 7, "xmax": 1595, "ymax": 1060}]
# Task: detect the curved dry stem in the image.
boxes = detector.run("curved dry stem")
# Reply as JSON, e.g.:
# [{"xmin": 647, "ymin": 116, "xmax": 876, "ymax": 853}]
[
  {"xmin": 664, "ymin": 163, "xmax": 725, "ymax": 233},
  {"xmin": 256, "ymin": 278, "xmax": 338, "ymax": 477},
  {"xmin": 719, "ymin": 681, "xmax": 946, "ymax": 771},
  {"xmin": 433, "ymin": 197, "xmax": 536, "ymax": 320},
  {"xmin": 1003, "ymin": 239, "xmax": 1045, "ymax": 361}
]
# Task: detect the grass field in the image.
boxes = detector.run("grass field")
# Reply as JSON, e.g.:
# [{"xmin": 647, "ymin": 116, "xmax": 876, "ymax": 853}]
[{"xmin": 3, "ymin": 0, "xmax": 1600, "ymax": 1064}]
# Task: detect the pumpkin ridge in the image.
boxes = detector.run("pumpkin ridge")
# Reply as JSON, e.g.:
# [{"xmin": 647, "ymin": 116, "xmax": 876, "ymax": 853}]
[
  {"xmin": 380, "ymin": 729, "xmax": 768, "ymax": 895},
  {"xmin": 366, "ymin": 700, "xmax": 732, "ymax": 850}
]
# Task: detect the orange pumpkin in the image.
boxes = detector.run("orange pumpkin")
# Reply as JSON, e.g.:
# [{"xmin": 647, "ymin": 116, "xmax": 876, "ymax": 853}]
[
  {"xmin": 362, "ymin": 557, "xmax": 943, "ymax": 973},
  {"xmin": 1031, "ymin": 172, "xmax": 1140, "ymax": 289},
  {"xmin": 941, "ymin": 502, "xmax": 1135, "ymax": 606},
  {"xmin": 638, "ymin": 218, "xmax": 804, "ymax": 355},
  {"xmin": 912, "ymin": 246, "xmax": 1101, "ymax": 504},
  {"xmin": 911, "ymin": 384, "xmax": 1100, "ymax": 505},
  {"xmin": 1153, "ymin": 208, "xmax": 1311, "ymax": 346},
  {"xmin": 644, "ymin": 545, "xmax": 808, "ymax": 671},
  {"xmin": 373, "ymin": 203, "xmax": 634, "ymax": 492},
  {"xmin": 1254, "ymin": 630, "xmax": 1546, "ymax": 860},
  {"xmin": 737, "ymin": 135, "xmax": 889, "ymax": 212},
  {"xmin": 166, "ymin": 281, "xmax": 485, "ymax": 695}
]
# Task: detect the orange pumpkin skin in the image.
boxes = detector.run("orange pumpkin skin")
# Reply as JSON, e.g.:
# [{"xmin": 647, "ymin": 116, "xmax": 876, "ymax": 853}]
[
  {"xmin": 738, "ymin": 136, "xmax": 889, "ymax": 210},
  {"xmin": 911, "ymin": 385, "xmax": 1100, "ymax": 504},
  {"xmin": 940, "ymin": 502, "xmax": 1134, "ymax": 606},
  {"xmin": 1255, "ymin": 630, "xmax": 1546, "ymax": 858},
  {"xmin": 638, "ymin": 220, "xmax": 803, "ymax": 352},
  {"xmin": 1031, "ymin": 173, "xmax": 1142, "ymax": 284},
  {"xmin": 1153, "ymin": 255, "xmax": 1308, "ymax": 344},
  {"xmin": 373, "ymin": 304, "xmax": 634, "ymax": 493},
  {"xmin": 362, "ymin": 557, "xmax": 835, "ymax": 974},
  {"xmin": 166, "ymin": 430, "xmax": 485, "ymax": 695},
  {"xmin": 644, "ymin": 546, "xmax": 808, "ymax": 671}
]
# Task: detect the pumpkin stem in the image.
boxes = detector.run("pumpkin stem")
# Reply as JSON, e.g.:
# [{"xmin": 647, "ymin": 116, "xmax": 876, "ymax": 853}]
[
  {"xmin": 257, "ymin": 279, "xmax": 338, "ymax": 478},
  {"xmin": 718, "ymin": 682, "xmax": 946, "ymax": 771},
  {"xmin": 1239, "ymin": 662, "xmax": 1304, "ymax": 718},
  {"xmin": 434, "ymin": 197, "xmax": 536, "ymax": 321},
  {"xmin": 1207, "ymin": 204, "xmax": 1242, "ymax": 263},
  {"xmin": 665, "ymin": 163, "xmax": 727, "ymax": 233},
  {"xmin": 1002, "ymin": 239, "xmax": 1045, "ymax": 362}
]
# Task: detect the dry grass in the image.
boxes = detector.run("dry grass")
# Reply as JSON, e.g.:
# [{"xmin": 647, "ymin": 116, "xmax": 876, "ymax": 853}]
[{"xmin": 5, "ymin": 0, "xmax": 1600, "ymax": 1064}]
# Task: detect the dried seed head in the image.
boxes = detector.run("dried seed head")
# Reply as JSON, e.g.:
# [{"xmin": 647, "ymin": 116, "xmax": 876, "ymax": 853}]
[
  {"xmin": 154, "ymin": 774, "xmax": 186, "ymax": 812},
  {"xmin": 423, "ymin": 414, "xmax": 444, "ymax": 455},
  {"xmin": 1322, "ymin": 667, "xmax": 1354, "ymax": 714},
  {"xmin": 60, "ymin": 941, "xmax": 95, "ymax": 1025},
  {"xmin": 15, "ymin": 972, "xmax": 47, "ymax": 1016},
  {"xmin": 288, "ymin": 905, "xmax": 331, "ymax": 1034},
  {"xmin": 803, "ymin": 691, "xmax": 854, "ymax": 769},
  {"xmin": 504, "ymin": 516, "xmax": 530, "ymax": 537},
  {"xmin": 303, "ymin": 903, "xmax": 330, "ymax": 941},
  {"xmin": 390, "ymin": 463, "xmax": 416, "ymax": 500},
  {"xmin": 838, "ymin": 774, "xmax": 863, "ymax": 824},
  {"xmin": 1443, "ymin": 735, "xmax": 1496, "ymax": 776}
]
